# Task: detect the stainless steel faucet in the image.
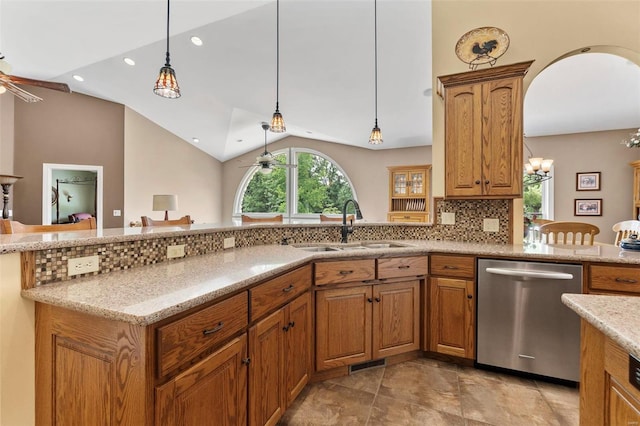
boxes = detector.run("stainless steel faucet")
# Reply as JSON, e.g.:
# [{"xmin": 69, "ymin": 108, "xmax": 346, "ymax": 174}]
[{"xmin": 341, "ymin": 199, "xmax": 363, "ymax": 243}]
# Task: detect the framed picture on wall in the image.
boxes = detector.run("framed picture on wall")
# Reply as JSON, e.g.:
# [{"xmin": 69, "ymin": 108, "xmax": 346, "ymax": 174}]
[
  {"xmin": 575, "ymin": 199, "xmax": 602, "ymax": 216},
  {"xmin": 576, "ymin": 172, "xmax": 601, "ymax": 191}
]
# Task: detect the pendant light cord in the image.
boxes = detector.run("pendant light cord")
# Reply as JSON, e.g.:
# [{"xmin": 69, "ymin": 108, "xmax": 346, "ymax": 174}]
[
  {"xmin": 165, "ymin": 0, "xmax": 171, "ymax": 66},
  {"xmin": 374, "ymin": 0, "xmax": 378, "ymax": 124},
  {"xmin": 276, "ymin": 0, "xmax": 280, "ymax": 110}
]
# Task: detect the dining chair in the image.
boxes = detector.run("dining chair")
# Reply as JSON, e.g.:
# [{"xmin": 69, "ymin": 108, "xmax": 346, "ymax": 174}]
[
  {"xmin": 141, "ymin": 215, "xmax": 192, "ymax": 227},
  {"xmin": 537, "ymin": 221, "xmax": 600, "ymax": 245},
  {"xmin": 529, "ymin": 218, "xmax": 554, "ymax": 242},
  {"xmin": 612, "ymin": 220, "xmax": 640, "ymax": 246},
  {"xmin": 240, "ymin": 214, "xmax": 283, "ymax": 223},
  {"xmin": 319, "ymin": 214, "xmax": 354, "ymax": 222},
  {"xmin": 0, "ymin": 217, "xmax": 97, "ymax": 234}
]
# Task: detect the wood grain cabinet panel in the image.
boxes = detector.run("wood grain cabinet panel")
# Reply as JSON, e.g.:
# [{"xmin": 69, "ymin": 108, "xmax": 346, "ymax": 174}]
[
  {"xmin": 589, "ymin": 264, "xmax": 640, "ymax": 295},
  {"xmin": 155, "ymin": 335, "xmax": 248, "ymax": 426},
  {"xmin": 250, "ymin": 265, "xmax": 311, "ymax": 321},
  {"xmin": 378, "ymin": 256, "xmax": 428, "ymax": 280},
  {"xmin": 157, "ymin": 292, "xmax": 248, "ymax": 377},
  {"xmin": 429, "ymin": 277, "xmax": 475, "ymax": 359},
  {"xmin": 314, "ymin": 259, "xmax": 375, "ymax": 285},
  {"xmin": 430, "ymin": 254, "xmax": 475, "ymax": 279}
]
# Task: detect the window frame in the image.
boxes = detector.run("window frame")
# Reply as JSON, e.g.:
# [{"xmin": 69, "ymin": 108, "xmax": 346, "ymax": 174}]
[{"xmin": 233, "ymin": 147, "xmax": 358, "ymax": 220}]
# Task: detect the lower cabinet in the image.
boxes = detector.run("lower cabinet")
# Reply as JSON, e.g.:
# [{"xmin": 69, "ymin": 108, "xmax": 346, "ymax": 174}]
[
  {"xmin": 249, "ymin": 292, "xmax": 312, "ymax": 426},
  {"xmin": 155, "ymin": 335, "xmax": 248, "ymax": 426},
  {"xmin": 609, "ymin": 377, "xmax": 640, "ymax": 424},
  {"xmin": 315, "ymin": 280, "xmax": 421, "ymax": 371}
]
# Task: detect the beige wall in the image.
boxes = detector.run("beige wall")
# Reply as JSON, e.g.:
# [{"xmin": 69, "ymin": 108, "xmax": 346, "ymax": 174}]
[
  {"xmin": 13, "ymin": 88, "xmax": 126, "ymax": 227},
  {"xmin": 124, "ymin": 108, "xmax": 222, "ymax": 225},
  {"xmin": 0, "ymin": 95, "xmax": 14, "ymax": 173},
  {"xmin": 528, "ymin": 128, "xmax": 640, "ymax": 244},
  {"xmin": 221, "ymin": 136, "xmax": 432, "ymax": 223},
  {"xmin": 432, "ymin": 0, "xmax": 640, "ymax": 198}
]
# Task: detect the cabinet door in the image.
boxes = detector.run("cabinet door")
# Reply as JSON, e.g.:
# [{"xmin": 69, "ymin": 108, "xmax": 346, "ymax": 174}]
[
  {"xmin": 429, "ymin": 277, "xmax": 475, "ymax": 359},
  {"xmin": 608, "ymin": 377, "xmax": 640, "ymax": 425},
  {"xmin": 284, "ymin": 292, "xmax": 312, "ymax": 406},
  {"xmin": 391, "ymin": 171, "xmax": 409, "ymax": 197},
  {"xmin": 408, "ymin": 170, "xmax": 426, "ymax": 197},
  {"xmin": 481, "ymin": 77, "xmax": 523, "ymax": 197},
  {"xmin": 155, "ymin": 335, "xmax": 248, "ymax": 426},
  {"xmin": 249, "ymin": 309, "xmax": 286, "ymax": 426},
  {"xmin": 372, "ymin": 280, "xmax": 420, "ymax": 359},
  {"xmin": 315, "ymin": 286, "xmax": 372, "ymax": 370},
  {"xmin": 444, "ymin": 83, "xmax": 483, "ymax": 197}
]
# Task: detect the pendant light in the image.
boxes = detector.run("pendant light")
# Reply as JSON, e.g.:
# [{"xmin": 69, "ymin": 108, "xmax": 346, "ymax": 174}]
[
  {"xmin": 153, "ymin": 0, "xmax": 181, "ymax": 99},
  {"xmin": 269, "ymin": 0, "xmax": 286, "ymax": 133},
  {"xmin": 369, "ymin": 0, "xmax": 383, "ymax": 145}
]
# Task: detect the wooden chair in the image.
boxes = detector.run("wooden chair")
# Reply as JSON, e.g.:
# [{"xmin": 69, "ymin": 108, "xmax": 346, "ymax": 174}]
[
  {"xmin": 241, "ymin": 214, "xmax": 283, "ymax": 223},
  {"xmin": 538, "ymin": 221, "xmax": 600, "ymax": 245},
  {"xmin": 319, "ymin": 214, "xmax": 354, "ymax": 222},
  {"xmin": 0, "ymin": 217, "xmax": 97, "ymax": 234},
  {"xmin": 141, "ymin": 215, "xmax": 192, "ymax": 227},
  {"xmin": 530, "ymin": 218, "xmax": 554, "ymax": 242},
  {"xmin": 612, "ymin": 220, "xmax": 640, "ymax": 246}
]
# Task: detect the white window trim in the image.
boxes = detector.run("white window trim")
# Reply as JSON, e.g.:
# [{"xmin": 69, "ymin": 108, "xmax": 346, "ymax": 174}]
[{"xmin": 232, "ymin": 147, "xmax": 357, "ymax": 220}]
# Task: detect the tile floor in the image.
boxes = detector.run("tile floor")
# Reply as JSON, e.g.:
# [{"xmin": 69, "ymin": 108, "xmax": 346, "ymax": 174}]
[{"xmin": 279, "ymin": 357, "xmax": 579, "ymax": 426}]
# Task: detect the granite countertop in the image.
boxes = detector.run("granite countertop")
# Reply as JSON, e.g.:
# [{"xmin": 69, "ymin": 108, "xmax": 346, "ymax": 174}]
[
  {"xmin": 562, "ymin": 294, "xmax": 640, "ymax": 358},
  {"xmin": 21, "ymin": 237, "xmax": 640, "ymax": 327}
]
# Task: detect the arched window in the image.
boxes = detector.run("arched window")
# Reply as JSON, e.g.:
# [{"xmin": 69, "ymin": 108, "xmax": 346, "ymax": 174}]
[{"xmin": 234, "ymin": 148, "xmax": 357, "ymax": 219}]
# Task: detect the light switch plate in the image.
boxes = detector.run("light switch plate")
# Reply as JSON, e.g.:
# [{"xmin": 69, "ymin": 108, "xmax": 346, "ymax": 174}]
[
  {"xmin": 483, "ymin": 218, "xmax": 500, "ymax": 232},
  {"xmin": 441, "ymin": 212, "xmax": 455, "ymax": 225},
  {"xmin": 113, "ymin": 210, "xmax": 121, "ymax": 217},
  {"xmin": 68, "ymin": 255, "xmax": 100, "ymax": 276},
  {"xmin": 167, "ymin": 244, "xmax": 186, "ymax": 259}
]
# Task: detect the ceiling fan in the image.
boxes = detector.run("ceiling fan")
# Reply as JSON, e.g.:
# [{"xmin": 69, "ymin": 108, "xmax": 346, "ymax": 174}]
[
  {"xmin": 0, "ymin": 54, "xmax": 71, "ymax": 103},
  {"xmin": 243, "ymin": 123, "xmax": 296, "ymax": 174}
]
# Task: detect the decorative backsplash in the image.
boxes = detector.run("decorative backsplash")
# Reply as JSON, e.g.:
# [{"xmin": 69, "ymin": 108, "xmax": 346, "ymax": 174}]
[{"xmin": 33, "ymin": 199, "xmax": 511, "ymax": 286}]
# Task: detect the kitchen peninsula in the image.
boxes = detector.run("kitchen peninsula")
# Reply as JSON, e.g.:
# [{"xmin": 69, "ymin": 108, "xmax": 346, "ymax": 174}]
[{"xmin": 3, "ymin": 222, "xmax": 640, "ymax": 425}]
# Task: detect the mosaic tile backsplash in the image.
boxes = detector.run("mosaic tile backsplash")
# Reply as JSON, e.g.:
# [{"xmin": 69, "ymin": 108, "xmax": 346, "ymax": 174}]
[{"xmin": 34, "ymin": 199, "xmax": 511, "ymax": 286}]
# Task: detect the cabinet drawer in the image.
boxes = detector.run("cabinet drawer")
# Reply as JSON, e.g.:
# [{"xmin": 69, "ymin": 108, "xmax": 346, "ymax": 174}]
[
  {"xmin": 430, "ymin": 254, "xmax": 475, "ymax": 278},
  {"xmin": 157, "ymin": 292, "xmax": 248, "ymax": 377},
  {"xmin": 590, "ymin": 265, "xmax": 640, "ymax": 294},
  {"xmin": 315, "ymin": 259, "xmax": 375, "ymax": 285},
  {"xmin": 378, "ymin": 256, "xmax": 428, "ymax": 279},
  {"xmin": 387, "ymin": 213, "xmax": 429, "ymax": 223},
  {"xmin": 250, "ymin": 265, "xmax": 311, "ymax": 321}
]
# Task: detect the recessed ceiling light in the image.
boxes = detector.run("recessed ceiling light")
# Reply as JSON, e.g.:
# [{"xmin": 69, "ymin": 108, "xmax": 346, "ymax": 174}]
[
  {"xmin": 0, "ymin": 86, "xmax": 6, "ymax": 94},
  {"xmin": 423, "ymin": 88, "xmax": 433, "ymax": 97},
  {"xmin": 236, "ymin": 139, "xmax": 243, "ymax": 143},
  {"xmin": 190, "ymin": 36, "xmax": 203, "ymax": 46},
  {"xmin": 123, "ymin": 57, "xmax": 136, "ymax": 66},
  {"xmin": 192, "ymin": 137, "xmax": 200, "ymax": 143},
  {"xmin": 72, "ymin": 75, "xmax": 84, "ymax": 82},
  {"xmin": 306, "ymin": 131, "xmax": 313, "ymax": 134}
]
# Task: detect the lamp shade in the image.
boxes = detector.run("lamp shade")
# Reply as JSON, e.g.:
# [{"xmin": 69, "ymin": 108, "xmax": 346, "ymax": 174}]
[{"xmin": 153, "ymin": 194, "xmax": 178, "ymax": 212}]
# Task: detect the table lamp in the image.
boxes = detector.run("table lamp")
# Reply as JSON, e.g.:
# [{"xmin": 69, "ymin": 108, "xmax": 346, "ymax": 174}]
[
  {"xmin": 0, "ymin": 174, "xmax": 23, "ymax": 219},
  {"xmin": 152, "ymin": 194, "xmax": 177, "ymax": 220}
]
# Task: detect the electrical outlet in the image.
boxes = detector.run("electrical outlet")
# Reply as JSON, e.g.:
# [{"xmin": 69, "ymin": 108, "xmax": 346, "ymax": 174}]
[
  {"xmin": 483, "ymin": 218, "xmax": 500, "ymax": 232},
  {"xmin": 113, "ymin": 210, "xmax": 121, "ymax": 217},
  {"xmin": 223, "ymin": 237, "xmax": 235, "ymax": 249},
  {"xmin": 441, "ymin": 212, "xmax": 456, "ymax": 225},
  {"xmin": 167, "ymin": 244, "xmax": 186, "ymax": 259},
  {"xmin": 68, "ymin": 255, "xmax": 100, "ymax": 276}
]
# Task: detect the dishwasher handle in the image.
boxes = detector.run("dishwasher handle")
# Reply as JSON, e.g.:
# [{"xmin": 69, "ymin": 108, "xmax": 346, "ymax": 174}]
[{"xmin": 485, "ymin": 267, "xmax": 574, "ymax": 280}]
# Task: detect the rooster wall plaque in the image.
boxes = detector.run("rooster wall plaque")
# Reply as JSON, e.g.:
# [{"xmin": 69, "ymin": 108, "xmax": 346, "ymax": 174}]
[{"xmin": 455, "ymin": 27, "xmax": 510, "ymax": 70}]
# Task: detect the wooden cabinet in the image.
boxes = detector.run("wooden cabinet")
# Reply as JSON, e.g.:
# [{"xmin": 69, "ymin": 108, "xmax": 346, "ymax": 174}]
[
  {"xmin": 588, "ymin": 263, "xmax": 640, "ymax": 295},
  {"xmin": 315, "ymin": 256, "xmax": 426, "ymax": 371},
  {"xmin": 428, "ymin": 254, "xmax": 475, "ymax": 359},
  {"xmin": 631, "ymin": 160, "xmax": 640, "ymax": 219},
  {"xmin": 387, "ymin": 165, "xmax": 431, "ymax": 223},
  {"xmin": 156, "ymin": 335, "xmax": 248, "ymax": 426},
  {"xmin": 248, "ymin": 265, "xmax": 312, "ymax": 426},
  {"xmin": 438, "ymin": 61, "xmax": 533, "ymax": 199}
]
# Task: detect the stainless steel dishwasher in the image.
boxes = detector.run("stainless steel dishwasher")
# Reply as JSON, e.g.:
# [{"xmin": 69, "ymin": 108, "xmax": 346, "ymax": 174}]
[{"xmin": 476, "ymin": 258, "xmax": 582, "ymax": 382}]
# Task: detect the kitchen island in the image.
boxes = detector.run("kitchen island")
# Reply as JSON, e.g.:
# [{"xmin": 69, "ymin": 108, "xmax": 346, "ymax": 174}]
[{"xmin": 3, "ymin": 222, "xmax": 640, "ymax": 425}]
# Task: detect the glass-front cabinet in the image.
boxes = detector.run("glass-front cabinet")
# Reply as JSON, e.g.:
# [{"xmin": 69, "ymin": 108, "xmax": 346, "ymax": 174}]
[{"xmin": 387, "ymin": 165, "xmax": 431, "ymax": 223}]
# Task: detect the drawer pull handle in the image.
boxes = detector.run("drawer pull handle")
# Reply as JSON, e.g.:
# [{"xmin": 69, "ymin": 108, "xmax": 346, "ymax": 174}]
[
  {"xmin": 203, "ymin": 322, "xmax": 224, "ymax": 336},
  {"xmin": 339, "ymin": 270, "xmax": 354, "ymax": 275},
  {"xmin": 614, "ymin": 277, "xmax": 638, "ymax": 284},
  {"xmin": 283, "ymin": 321, "xmax": 296, "ymax": 332},
  {"xmin": 443, "ymin": 265, "xmax": 459, "ymax": 270},
  {"xmin": 398, "ymin": 265, "xmax": 411, "ymax": 269},
  {"xmin": 282, "ymin": 284, "xmax": 295, "ymax": 293}
]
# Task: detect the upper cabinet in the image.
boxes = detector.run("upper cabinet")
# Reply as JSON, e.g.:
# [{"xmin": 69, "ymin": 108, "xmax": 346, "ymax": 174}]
[
  {"xmin": 387, "ymin": 165, "xmax": 431, "ymax": 223},
  {"xmin": 438, "ymin": 61, "xmax": 533, "ymax": 199}
]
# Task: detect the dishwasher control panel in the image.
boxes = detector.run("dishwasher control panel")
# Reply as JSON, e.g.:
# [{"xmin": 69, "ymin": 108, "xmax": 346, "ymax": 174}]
[{"xmin": 629, "ymin": 354, "xmax": 640, "ymax": 391}]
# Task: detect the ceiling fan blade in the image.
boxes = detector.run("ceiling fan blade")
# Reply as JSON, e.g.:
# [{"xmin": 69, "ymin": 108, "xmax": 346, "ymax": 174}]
[
  {"xmin": 2, "ymin": 81, "xmax": 43, "ymax": 102},
  {"xmin": 4, "ymin": 74, "xmax": 71, "ymax": 93}
]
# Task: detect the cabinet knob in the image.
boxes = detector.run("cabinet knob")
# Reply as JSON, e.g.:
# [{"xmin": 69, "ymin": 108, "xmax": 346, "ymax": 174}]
[
  {"xmin": 367, "ymin": 298, "xmax": 373, "ymax": 303},
  {"xmin": 375, "ymin": 297, "xmax": 381, "ymax": 303},
  {"xmin": 475, "ymin": 180, "xmax": 481, "ymax": 185},
  {"xmin": 467, "ymin": 294, "xmax": 473, "ymax": 299},
  {"xmin": 485, "ymin": 180, "xmax": 490, "ymax": 185},
  {"xmin": 242, "ymin": 358, "xmax": 251, "ymax": 365}
]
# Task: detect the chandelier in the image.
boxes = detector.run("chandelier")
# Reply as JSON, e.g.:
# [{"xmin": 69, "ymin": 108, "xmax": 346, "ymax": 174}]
[{"xmin": 524, "ymin": 141, "xmax": 552, "ymax": 185}]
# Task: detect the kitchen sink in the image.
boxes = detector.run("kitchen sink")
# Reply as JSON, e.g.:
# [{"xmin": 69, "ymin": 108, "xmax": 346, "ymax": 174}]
[
  {"xmin": 296, "ymin": 246, "xmax": 340, "ymax": 252},
  {"xmin": 294, "ymin": 241, "xmax": 411, "ymax": 251}
]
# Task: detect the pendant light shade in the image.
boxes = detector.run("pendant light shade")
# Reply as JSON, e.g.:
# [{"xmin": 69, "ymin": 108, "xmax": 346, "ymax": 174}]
[
  {"xmin": 269, "ymin": 0, "xmax": 286, "ymax": 133},
  {"xmin": 368, "ymin": 0, "xmax": 383, "ymax": 145},
  {"xmin": 154, "ymin": 0, "xmax": 181, "ymax": 99}
]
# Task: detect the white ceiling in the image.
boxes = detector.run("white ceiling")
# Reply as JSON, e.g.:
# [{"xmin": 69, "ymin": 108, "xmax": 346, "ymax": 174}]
[{"xmin": 1, "ymin": 1, "xmax": 638, "ymax": 162}]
